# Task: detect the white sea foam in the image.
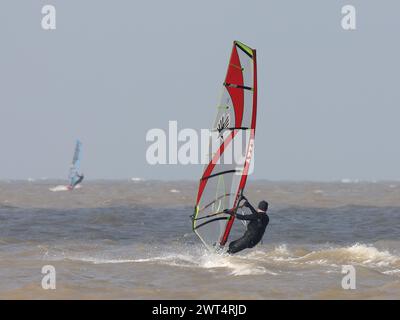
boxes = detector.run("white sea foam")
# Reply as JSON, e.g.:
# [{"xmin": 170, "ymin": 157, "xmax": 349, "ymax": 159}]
[
  {"xmin": 341, "ymin": 178, "xmax": 359, "ymax": 184},
  {"xmin": 382, "ymin": 269, "xmax": 400, "ymax": 275},
  {"xmin": 54, "ymin": 242, "xmax": 400, "ymax": 280},
  {"xmin": 49, "ymin": 185, "xmax": 70, "ymax": 192},
  {"xmin": 64, "ymin": 247, "xmax": 275, "ymax": 276},
  {"xmin": 49, "ymin": 184, "xmax": 82, "ymax": 192},
  {"xmin": 342, "ymin": 243, "xmax": 399, "ymax": 267},
  {"xmin": 263, "ymin": 243, "xmax": 400, "ymax": 270}
]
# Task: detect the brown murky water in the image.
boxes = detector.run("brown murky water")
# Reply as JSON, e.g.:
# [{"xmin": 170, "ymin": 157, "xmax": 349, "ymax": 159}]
[{"xmin": 0, "ymin": 180, "xmax": 399, "ymax": 299}]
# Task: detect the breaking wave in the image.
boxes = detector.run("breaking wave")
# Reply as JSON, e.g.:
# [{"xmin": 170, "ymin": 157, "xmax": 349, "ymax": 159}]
[{"xmin": 52, "ymin": 242, "xmax": 400, "ymax": 277}]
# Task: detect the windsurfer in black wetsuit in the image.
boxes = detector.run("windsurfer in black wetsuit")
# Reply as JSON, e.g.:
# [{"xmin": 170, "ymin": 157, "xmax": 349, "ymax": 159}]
[
  {"xmin": 71, "ymin": 173, "xmax": 84, "ymax": 189},
  {"xmin": 225, "ymin": 196, "xmax": 269, "ymax": 254}
]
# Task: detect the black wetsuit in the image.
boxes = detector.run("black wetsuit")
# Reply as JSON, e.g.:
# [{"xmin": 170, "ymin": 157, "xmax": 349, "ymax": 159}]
[
  {"xmin": 73, "ymin": 175, "xmax": 84, "ymax": 188},
  {"xmin": 227, "ymin": 203, "xmax": 269, "ymax": 254}
]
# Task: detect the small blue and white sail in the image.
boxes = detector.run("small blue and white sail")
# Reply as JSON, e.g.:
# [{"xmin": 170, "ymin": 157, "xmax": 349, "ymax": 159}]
[{"xmin": 68, "ymin": 140, "xmax": 82, "ymax": 187}]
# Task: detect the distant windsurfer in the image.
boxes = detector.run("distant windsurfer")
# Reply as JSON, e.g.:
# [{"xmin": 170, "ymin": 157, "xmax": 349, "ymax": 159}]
[
  {"xmin": 69, "ymin": 173, "xmax": 84, "ymax": 190},
  {"xmin": 225, "ymin": 196, "xmax": 269, "ymax": 254}
]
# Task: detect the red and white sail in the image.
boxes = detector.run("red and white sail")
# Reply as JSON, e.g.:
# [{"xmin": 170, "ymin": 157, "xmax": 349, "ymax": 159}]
[{"xmin": 192, "ymin": 41, "xmax": 258, "ymax": 250}]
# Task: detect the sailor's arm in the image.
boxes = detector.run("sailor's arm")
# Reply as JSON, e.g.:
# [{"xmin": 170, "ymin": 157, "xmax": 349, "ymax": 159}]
[
  {"xmin": 234, "ymin": 212, "xmax": 258, "ymax": 220},
  {"xmin": 223, "ymin": 197, "xmax": 259, "ymax": 220},
  {"xmin": 226, "ymin": 207, "xmax": 258, "ymax": 221},
  {"xmin": 243, "ymin": 200, "xmax": 258, "ymax": 215}
]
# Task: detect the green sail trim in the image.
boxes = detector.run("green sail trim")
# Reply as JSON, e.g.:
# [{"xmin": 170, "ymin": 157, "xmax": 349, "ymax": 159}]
[{"xmin": 234, "ymin": 41, "xmax": 253, "ymax": 57}]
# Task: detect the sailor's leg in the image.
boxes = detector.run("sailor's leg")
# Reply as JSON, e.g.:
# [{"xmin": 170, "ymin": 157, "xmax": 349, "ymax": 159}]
[{"xmin": 227, "ymin": 236, "xmax": 251, "ymax": 254}]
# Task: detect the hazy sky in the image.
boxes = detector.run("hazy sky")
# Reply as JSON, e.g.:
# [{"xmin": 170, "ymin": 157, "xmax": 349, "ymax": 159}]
[{"xmin": 1, "ymin": 1, "xmax": 399, "ymax": 181}]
